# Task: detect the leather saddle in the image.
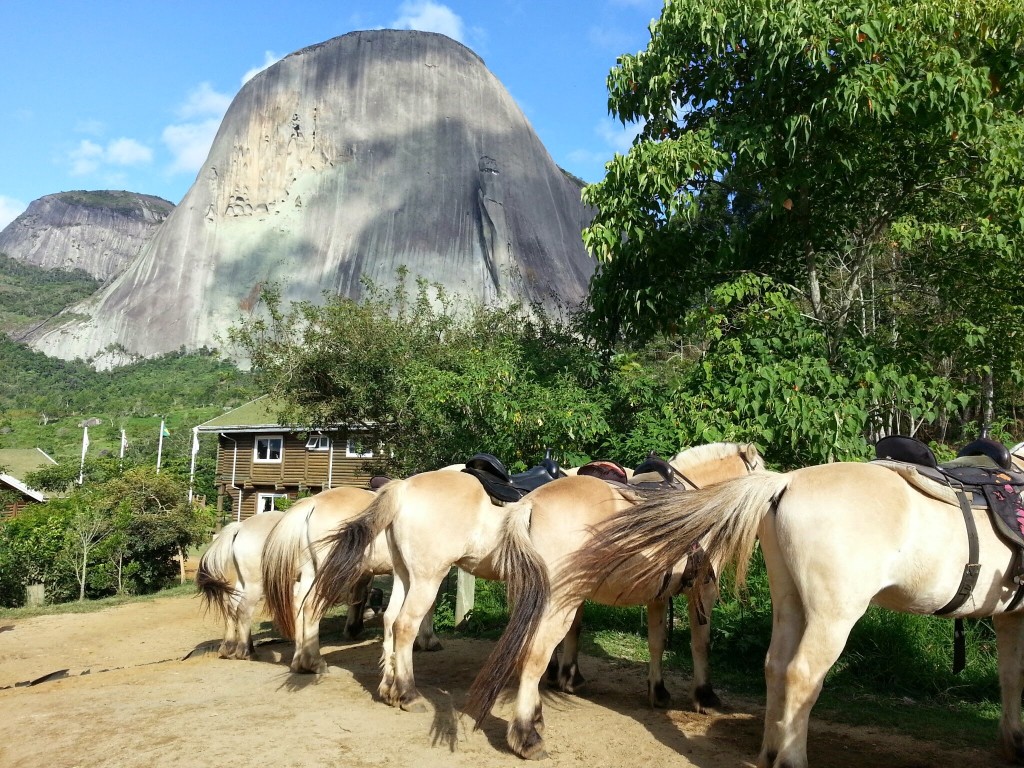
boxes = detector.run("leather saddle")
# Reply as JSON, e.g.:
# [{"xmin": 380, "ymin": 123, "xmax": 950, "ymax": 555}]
[
  {"xmin": 630, "ymin": 451, "xmax": 687, "ymax": 490},
  {"xmin": 576, "ymin": 460, "xmax": 629, "ymax": 485},
  {"xmin": 462, "ymin": 450, "xmax": 564, "ymax": 504}
]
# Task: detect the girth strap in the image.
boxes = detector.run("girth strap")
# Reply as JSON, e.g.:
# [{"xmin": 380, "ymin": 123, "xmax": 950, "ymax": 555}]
[
  {"xmin": 934, "ymin": 489, "xmax": 981, "ymax": 616},
  {"xmin": 934, "ymin": 488, "xmax": 981, "ymax": 676}
]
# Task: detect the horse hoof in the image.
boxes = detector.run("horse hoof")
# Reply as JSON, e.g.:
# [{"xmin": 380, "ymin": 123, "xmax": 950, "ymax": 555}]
[
  {"xmin": 399, "ymin": 695, "xmax": 428, "ymax": 713},
  {"xmin": 693, "ymin": 683, "xmax": 722, "ymax": 713},
  {"xmin": 650, "ymin": 680, "xmax": 671, "ymax": 709},
  {"xmin": 413, "ymin": 637, "xmax": 444, "ymax": 652}
]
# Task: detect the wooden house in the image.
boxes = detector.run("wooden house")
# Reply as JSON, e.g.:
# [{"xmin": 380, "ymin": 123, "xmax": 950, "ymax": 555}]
[
  {"xmin": 197, "ymin": 396, "xmax": 381, "ymax": 522},
  {"xmin": 0, "ymin": 448, "xmax": 55, "ymax": 517}
]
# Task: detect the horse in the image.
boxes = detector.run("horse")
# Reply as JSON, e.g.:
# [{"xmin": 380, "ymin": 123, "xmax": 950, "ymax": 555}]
[
  {"xmin": 196, "ymin": 511, "xmax": 284, "ymax": 660},
  {"xmin": 261, "ymin": 485, "xmax": 442, "ymax": 674},
  {"xmin": 498, "ymin": 455, "xmax": 1024, "ymax": 767},
  {"xmin": 311, "ymin": 442, "xmax": 762, "ymax": 727}
]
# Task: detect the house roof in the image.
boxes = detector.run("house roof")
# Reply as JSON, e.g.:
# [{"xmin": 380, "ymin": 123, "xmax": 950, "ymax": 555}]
[
  {"xmin": 197, "ymin": 395, "xmax": 367, "ymax": 435},
  {"xmin": 0, "ymin": 447, "xmax": 58, "ymax": 479},
  {"xmin": 197, "ymin": 395, "xmax": 291, "ymax": 433},
  {"xmin": 0, "ymin": 474, "xmax": 46, "ymax": 503}
]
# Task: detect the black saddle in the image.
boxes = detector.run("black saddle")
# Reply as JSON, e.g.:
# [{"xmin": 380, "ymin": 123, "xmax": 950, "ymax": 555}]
[
  {"xmin": 629, "ymin": 451, "xmax": 685, "ymax": 490},
  {"xmin": 368, "ymin": 475, "xmax": 392, "ymax": 491},
  {"xmin": 463, "ymin": 450, "xmax": 564, "ymax": 503}
]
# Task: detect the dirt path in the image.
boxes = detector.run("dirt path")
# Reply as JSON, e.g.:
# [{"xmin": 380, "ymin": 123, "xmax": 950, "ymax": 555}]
[{"xmin": 0, "ymin": 595, "xmax": 1003, "ymax": 768}]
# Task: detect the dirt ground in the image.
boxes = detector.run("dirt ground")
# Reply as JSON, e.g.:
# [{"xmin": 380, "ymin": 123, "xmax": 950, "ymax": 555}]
[{"xmin": 0, "ymin": 594, "xmax": 1006, "ymax": 768}]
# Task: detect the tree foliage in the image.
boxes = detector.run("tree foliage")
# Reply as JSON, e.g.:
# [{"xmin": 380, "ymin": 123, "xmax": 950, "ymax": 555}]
[
  {"xmin": 0, "ymin": 465, "xmax": 214, "ymax": 607},
  {"xmin": 229, "ymin": 276, "xmax": 614, "ymax": 474},
  {"xmin": 582, "ymin": 0, "xmax": 1024, "ymax": 426}
]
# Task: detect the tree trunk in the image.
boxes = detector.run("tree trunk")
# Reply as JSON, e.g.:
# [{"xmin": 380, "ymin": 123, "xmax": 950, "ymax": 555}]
[
  {"xmin": 178, "ymin": 544, "xmax": 186, "ymax": 585},
  {"xmin": 79, "ymin": 548, "xmax": 88, "ymax": 601}
]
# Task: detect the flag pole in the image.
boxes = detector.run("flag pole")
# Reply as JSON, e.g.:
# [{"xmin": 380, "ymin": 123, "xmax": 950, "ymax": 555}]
[
  {"xmin": 157, "ymin": 420, "xmax": 165, "ymax": 473},
  {"xmin": 78, "ymin": 426, "xmax": 89, "ymax": 485},
  {"xmin": 188, "ymin": 426, "xmax": 199, "ymax": 504},
  {"xmin": 119, "ymin": 428, "xmax": 127, "ymax": 468}
]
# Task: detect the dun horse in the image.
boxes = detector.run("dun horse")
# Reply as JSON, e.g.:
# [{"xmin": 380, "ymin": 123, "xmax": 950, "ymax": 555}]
[
  {"xmin": 475, "ymin": 452, "xmax": 1024, "ymax": 767},
  {"xmin": 312, "ymin": 442, "xmax": 762, "ymax": 728},
  {"xmin": 261, "ymin": 485, "xmax": 440, "ymax": 674},
  {"xmin": 196, "ymin": 511, "xmax": 284, "ymax": 660}
]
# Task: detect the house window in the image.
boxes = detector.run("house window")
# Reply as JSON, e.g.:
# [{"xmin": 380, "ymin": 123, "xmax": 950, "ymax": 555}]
[
  {"xmin": 254, "ymin": 434, "xmax": 283, "ymax": 463},
  {"xmin": 346, "ymin": 436, "xmax": 374, "ymax": 458},
  {"xmin": 305, "ymin": 434, "xmax": 330, "ymax": 452},
  {"xmin": 256, "ymin": 492, "xmax": 288, "ymax": 513}
]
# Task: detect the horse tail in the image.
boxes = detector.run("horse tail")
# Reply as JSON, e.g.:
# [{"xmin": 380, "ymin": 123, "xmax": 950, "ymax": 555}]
[
  {"xmin": 575, "ymin": 470, "xmax": 791, "ymax": 595},
  {"xmin": 464, "ymin": 497, "xmax": 549, "ymax": 727},
  {"xmin": 310, "ymin": 479, "xmax": 404, "ymax": 618},
  {"xmin": 261, "ymin": 501, "xmax": 316, "ymax": 640},
  {"xmin": 196, "ymin": 521, "xmax": 243, "ymax": 619}
]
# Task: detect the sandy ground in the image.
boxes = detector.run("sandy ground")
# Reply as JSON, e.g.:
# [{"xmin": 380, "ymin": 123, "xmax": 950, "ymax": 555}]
[{"xmin": 0, "ymin": 594, "xmax": 1006, "ymax": 768}]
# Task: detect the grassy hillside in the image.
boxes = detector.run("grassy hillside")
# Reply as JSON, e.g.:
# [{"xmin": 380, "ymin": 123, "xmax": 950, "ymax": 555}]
[
  {"xmin": 0, "ymin": 254, "xmax": 101, "ymax": 335},
  {"xmin": 0, "ymin": 338, "xmax": 258, "ymax": 466}
]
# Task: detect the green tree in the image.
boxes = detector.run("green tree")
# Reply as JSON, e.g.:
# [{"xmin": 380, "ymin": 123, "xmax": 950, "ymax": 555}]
[
  {"xmin": 230, "ymin": 276, "xmax": 613, "ymax": 473},
  {"xmin": 582, "ymin": 0, "xmax": 1024, "ymax": 429}
]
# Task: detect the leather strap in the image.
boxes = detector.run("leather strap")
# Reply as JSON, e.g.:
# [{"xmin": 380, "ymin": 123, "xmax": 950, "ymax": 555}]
[
  {"xmin": 935, "ymin": 489, "xmax": 981, "ymax": 616},
  {"xmin": 934, "ymin": 488, "xmax": 981, "ymax": 676}
]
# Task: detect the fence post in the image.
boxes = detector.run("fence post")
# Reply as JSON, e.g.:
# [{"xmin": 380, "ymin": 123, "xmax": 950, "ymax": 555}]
[{"xmin": 454, "ymin": 568, "xmax": 475, "ymax": 626}]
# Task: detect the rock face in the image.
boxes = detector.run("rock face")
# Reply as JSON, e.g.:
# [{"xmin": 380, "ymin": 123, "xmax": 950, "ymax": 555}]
[
  {"xmin": 27, "ymin": 30, "xmax": 596, "ymax": 367},
  {"xmin": 0, "ymin": 191, "xmax": 173, "ymax": 281}
]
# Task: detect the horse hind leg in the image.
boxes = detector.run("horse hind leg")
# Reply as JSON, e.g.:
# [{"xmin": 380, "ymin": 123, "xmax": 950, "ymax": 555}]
[
  {"xmin": 291, "ymin": 568, "xmax": 327, "ymax": 674},
  {"xmin": 687, "ymin": 579, "xmax": 723, "ymax": 712},
  {"xmin": 759, "ymin": 604, "xmax": 861, "ymax": 768},
  {"xmin": 553, "ymin": 604, "xmax": 585, "ymax": 693},
  {"xmin": 507, "ymin": 605, "xmax": 578, "ymax": 760},
  {"xmin": 993, "ymin": 612, "xmax": 1024, "ymax": 763},
  {"xmin": 344, "ymin": 573, "xmax": 373, "ymax": 640},
  {"xmin": 233, "ymin": 586, "xmax": 261, "ymax": 661},
  {"xmin": 390, "ymin": 573, "xmax": 445, "ymax": 712},
  {"xmin": 646, "ymin": 597, "xmax": 671, "ymax": 708},
  {"xmin": 378, "ymin": 569, "xmax": 407, "ymax": 704},
  {"xmin": 413, "ymin": 598, "xmax": 443, "ymax": 652}
]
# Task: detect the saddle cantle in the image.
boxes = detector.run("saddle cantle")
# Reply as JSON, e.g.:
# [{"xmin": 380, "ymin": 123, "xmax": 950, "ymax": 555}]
[
  {"xmin": 630, "ymin": 451, "xmax": 686, "ymax": 490},
  {"xmin": 463, "ymin": 450, "xmax": 564, "ymax": 504}
]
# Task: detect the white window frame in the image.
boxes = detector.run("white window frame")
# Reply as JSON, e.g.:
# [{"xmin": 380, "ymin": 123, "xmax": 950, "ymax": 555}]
[
  {"xmin": 254, "ymin": 434, "xmax": 284, "ymax": 463},
  {"xmin": 256, "ymin": 492, "xmax": 288, "ymax": 513},
  {"xmin": 305, "ymin": 434, "xmax": 330, "ymax": 452},
  {"xmin": 346, "ymin": 436, "xmax": 374, "ymax": 458}
]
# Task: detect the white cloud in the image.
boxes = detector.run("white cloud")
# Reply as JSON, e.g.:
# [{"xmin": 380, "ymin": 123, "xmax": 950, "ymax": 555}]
[
  {"xmin": 242, "ymin": 51, "xmax": 281, "ymax": 84},
  {"xmin": 391, "ymin": 1, "xmax": 465, "ymax": 42},
  {"xmin": 68, "ymin": 137, "xmax": 153, "ymax": 177},
  {"xmin": 162, "ymin": 83, "xmax": 233, "ymax": 175},
  {"xmin": 597, "ymin": 116, "xmax": 644, "ymax": 154},
  {"xmin": 176, "ymin": 82, "xmax": 232, "ymax": 120},
  {"xmin": 0, "ymin": 196, "xmax": 28, "ymax": 231},
  {"xmin": 162, "ymin": 119, "xmax": 221, "ymax": 174},
  {"xmin": 69, "ymin": 140, "xmax": 105, "ymax": 176},
  {"xmin": 107, "ymin": 138, "xmax": 153, "ymax": 166}
]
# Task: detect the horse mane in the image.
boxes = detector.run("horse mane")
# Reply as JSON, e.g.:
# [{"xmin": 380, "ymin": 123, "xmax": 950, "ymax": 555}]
[{"xmin": 669, "ymin": 442, "xmax": 749, "ymax": 471}]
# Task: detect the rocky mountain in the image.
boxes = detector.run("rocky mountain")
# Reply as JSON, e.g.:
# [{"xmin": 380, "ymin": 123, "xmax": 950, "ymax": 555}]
[
  {"xmin": 0, "ymin": 191, "xmax": 173, "ymax": 282},
  {"xmin": 27, "ymin": 30, "xmax": 596, "ymax": 368}
]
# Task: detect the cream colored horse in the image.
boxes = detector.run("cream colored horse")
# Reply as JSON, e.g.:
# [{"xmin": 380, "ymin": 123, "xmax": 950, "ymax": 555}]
[
  {"xmin": 196, "ymin": 511, "xmax": 284, "ymax": 660},
  {"xmin": 261, "ymin": 485, "xmax": 441, "ymax": 674},
  {"xmin": 312, "ymin": 443, "xmax": 762, "ymax": 722},
  {"xmin": 512, "ymin": 459, "xmax": 1024, "ymax": 767}
]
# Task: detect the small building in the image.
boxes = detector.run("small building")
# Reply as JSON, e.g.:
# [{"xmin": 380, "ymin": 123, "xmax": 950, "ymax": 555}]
[
  {"xmin": 197, "ymin": 396, "xmax": 380, "ymax": 522},
  {"xmin": 0, "ymin": 448, "xmax": 55, "ymax": 517}
]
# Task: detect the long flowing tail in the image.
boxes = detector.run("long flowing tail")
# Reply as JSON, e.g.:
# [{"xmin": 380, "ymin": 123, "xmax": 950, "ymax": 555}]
[
  {"xmin": 310, "ymin": 480, "xmax": 404, "ymax": 617},
  {"xmin": 464, "ymin": 498, "xmax": 550, "ymax": 727},
  {"xmin": 574, "ymin": 470, "xmax": 791, "ymax": 597},
  {"xmin": 261, "ymin": 500, "xmax": 316, "ymax": 639},
  {"xmin": 196, "ymin": 522, "xmax": 243, "ymax": 619}
]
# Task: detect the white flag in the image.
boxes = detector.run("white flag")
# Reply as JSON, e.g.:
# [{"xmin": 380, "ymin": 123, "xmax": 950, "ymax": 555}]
[
  {"xmin": 120, "ymin": 429, "xmax": 128, "ymax": 458},
  {"xmin": 78, "ymin": 426, "xmax": 89, "ymax": 485},
  {"xmin": 191, "ymin": 426, "xmax": 200, "ymax": 457}
]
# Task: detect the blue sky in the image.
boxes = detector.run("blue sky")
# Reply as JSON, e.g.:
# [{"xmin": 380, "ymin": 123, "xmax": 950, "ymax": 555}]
[{"xmin": 0, "ymin": 0, "xmax": 660, "ymax": 230}]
